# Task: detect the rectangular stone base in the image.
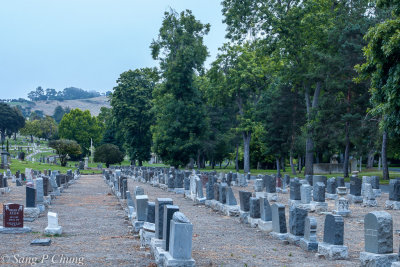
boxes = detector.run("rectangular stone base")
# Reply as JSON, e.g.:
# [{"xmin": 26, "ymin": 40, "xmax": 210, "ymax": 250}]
[
  {"xmin": 288, "ymin": 199, "xmax": 302, "ymax": 207},
  {"xmin": 195, "ymin": 197, "xmax": 206, "ymax": 205},
  {"xmin": 258, "ymin": 220, "xmax": 272, "ymax": 232},
  {"xmin": 150, "ymin": 238, "xmax": 165, "ymax": 258},
  {"xmin": 318, "ymin": 242, "xmax": 348, "ymax": 260},
  {"xmin": 140, "ymin": 228, "xmax": 155, "ymax": 248},
  {"xmin": 44, "ymin": 226, "xmax": 62, "ymax": 235},
  {"xmin": 300, "ymin": 238, "xmax": 318, "ymax": 251},
  {"xmin": 174, "ymin": 188, "xmax": 185, "ymax": 194},
  {"xmin": 254, "ymin": 192, "xmax": 266, "ymax": 198},
  {"xmin": 363, "ymin": 199, "xmax": 378, "ymax": 207},
  {"xmin": 221, "ymin": 205, "xmax": 240, "ymax": 217},
  {"xmin": 266, "ymin": 193, "xmax": 278, "ymax": 202},
  {"xmin": 269, "ymin": 232, "xmax": 288, "ymax": 240},
  {"xmin": 310, "ymin": 201, "xmax": 328, "ymax": 213},
  {"xmin": 239, "ymin": 210, "xmax": 249, "ymax": 224},
  {"xmin": 154, "ymin": 245, "xmax": 167, "ymax": 265},
  {"xmin": 333, "ymin": 210, "xmax": 351, "ymax": 217},
  {"xmin": 163, "ymin": 251, "xmax": 195, "ymax": 267},
  {"xmin": 0, "ymin": 226, "xmax": 31, "ymax": 234},
  {"xmin": 373, "ymin": 189, "xmax": 382, "ymax": 198},
  {"xmin": 132, "ymin": 220, "xmax": 144, "ymax": 233},
  {"xmin": 360, "ymin": 252, "xmax": 398, "ymax": 267},
  {"xmin": 326, "ymin": 193, "xmax": 338, "ymax": 200},
  {"xmin": 24, "ymin": 207, "xmax": 40, "ymax": 221},
  {"xmin": 348, "ymin": 194, "xmax": 363, "ymax": 204},
  {"xmin": 287, "ymin": 233, "xmax": 302, "ymax": 245},
  {"xmin": 385, "ymin": 200, "xmax": 400, "ymax": 210},
  {"xmin": 248, "ymin": 217, "xmax": 259, "ymax": 228}
]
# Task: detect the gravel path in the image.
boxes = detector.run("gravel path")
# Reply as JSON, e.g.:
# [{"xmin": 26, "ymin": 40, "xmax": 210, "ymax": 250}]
[
  {"xmin": 0, "ymin": 174, "xmax": 153, "ymax": 267},
  {"xmin": 128, "ymin": 179, "xmax": 359, "ymax": 267}
]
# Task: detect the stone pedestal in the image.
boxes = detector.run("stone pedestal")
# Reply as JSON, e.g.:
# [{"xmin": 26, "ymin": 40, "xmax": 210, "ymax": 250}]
[
  {"xmin": 360, "ymin": 252, "xmax": 398, "ymax": 267},
  {"xmin": 363, "ymin": 198, "xmax": 378, "ymax": 207},
  {"xmin": 348, "ymin": 194, "xmax": 363, "ymax": 204},
  {"xmin": 239, "ymin": 210, "xmax": 250, "ymax": 224},
  {"xmin": 310, "ymin": 201, "xmax": 328, "ymax": 213},
  {"xmin": 300, "ymin": 238, "xmax": 318, "ymax": 252},
  {"xmin": 385, "ymin": 200, "xmax": 400, "ymax": 210},
  {"xmin": 318, "ymin": 242, "xmax": 348, "ymax": 260},
  {"xmin": 258, "ymin": 220, "xmax": 273, "ymax": 232},
  {"xmin": 248, "ymin": 217, "xmax": 259, "ymax": 228},
  {"xmin": 269, "ymin": 232, "xmax": 288, "ymax": 240},
  {"xmin": 140, "ymin": 222, "xmax": 155, "ymax": 248},
  {"xmin": 326, "ymin": 193, "xmax": 338, "ymax": 200},
  {"xmin": 266, "ymin": 193, "xmax": 278, "ymax": 202},
  {"xmin": 24, "ymin": 207, "xmax": 40, "ymax": 222},
  {"xmin": 221, "ymin": 205, "xmax": 240, "ymax": 217},
  {"xmin": 287, "ymin": 233, "xmax": 302, "ymax": 245},
  {"xmin": 163, "ymin": 252, "xmax": 195, "ymax": 267},
  {"xmin": 174, "ymin": 188, "xmax": 185, "ymax": 194},
  {"xmin": 288, "ymin": 199, "xmax": 302, "ymax": 207},
  {"xmin": 44, "ymin": 226, "xmax": 62, "ymax": 235},
  {"xmin": 150, "ymin": 238, "xmax": 165, "ymax": 258},
  {"xmin": 0, "ymin": 226, "xmax": 31, "ymax": 234},
  {"xmin": 373, "ymin": 189, "xmax": 382, "ymax": 198}
]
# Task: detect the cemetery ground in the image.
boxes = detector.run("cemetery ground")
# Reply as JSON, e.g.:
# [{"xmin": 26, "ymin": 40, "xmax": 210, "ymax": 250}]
[{"xmin": 0, "ymin": 174, "xmax": 153, "ymax": 266}]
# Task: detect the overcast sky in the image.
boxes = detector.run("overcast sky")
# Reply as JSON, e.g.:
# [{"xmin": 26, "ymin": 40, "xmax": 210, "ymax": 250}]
[{"xmin": 0, "ymin": 0, "xmax": 227, "ymax": 99}]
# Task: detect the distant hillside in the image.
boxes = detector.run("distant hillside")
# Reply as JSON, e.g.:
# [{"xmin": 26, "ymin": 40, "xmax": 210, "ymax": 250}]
[{"xmin": 31, "ymin": 96, "xmax": 110, "ymax": 116}]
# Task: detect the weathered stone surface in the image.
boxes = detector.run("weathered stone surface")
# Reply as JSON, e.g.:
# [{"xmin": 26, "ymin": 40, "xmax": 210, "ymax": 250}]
[
  {"xmin": 249, "ymin": 197, "xmax": 260, "ymax": 218},
  {"xmin": 146, "ymin": 202, "xmax": 155, "ymax": 223},
  {"xmin": 155, "ymin": 198, "xmax": 173, "ymax": 239},
  {"xmin": 206, "ymin": 182, "xmax": 214, "ymax": 200},
  {"xmin": 260, "ymin": 197, "xmax": 272, "ymax": 221},
  {"xmin": 336, "ymin": 177, "xmax": 345, "ymax": 187},
  {"xmin": 218, "ymin": 183, "xmax": 227, "ymax": 204},
  {"xmin": 364, "ymin": 211, "xmax": 393, "ymax": 254},
  {"xmin": 265, "ymin": 175, "xmax": 276, "ymax": 193},
  {"xmin": 305, "ymin": 175, "xmax": 313, "ymax": 186},
  {"xmin": 300, "ymin": 216, "xmax": 318, "ymax": 251},
  {"xmin": 313, "ymin": 175, "xmax": 327, "ymax": 186},
  {"xmin": 350, "ymin": 176, "xmax": 362, "ymax": 196},
  {"xmin": 289, "ymin": 206, "xmax": 308, "ymax": 236},
  {"xmin": 136, "ymin": 195, "xmax": 149, "ymax": 221},
  {"xmin": 290, "ymin": 178, "xmax": 301, "ymax": 200},
  {"xmin": 239, "ymin": 191, "xmax": 251, "ymax": 212},
  {"xmin": 301, "ymin": 184, "xmax": 312, "ymax": 204},
  {"xmin": 163, "ymin": 205, "xmax": 179, "ymax": 251},
  {"xmin": 173, "ymin": 212, "xmax": 190, "ymax": 223},
  {"xmin": 254, "ymin": 179, "xmax": 263, "ymax": 192},
  {"xmin": 225, "ymin": 187, "xmax": 237, "ymax": 206},
  {"xmin": 26, "ymin": 187, "xmax": 36, "ymax": 208},
  {"xmin": 389, "ymin": 179, "xmax": 400, "ymax": 201},
  {"xmin": 327, "ymin": 178, "xmax": 337, "ymax": 194},
  {"xmin": 371, "ymin": 176, "xmax": 380, "ymax": 189},
  {"xmin": 360, "ymin": 252, "xmax": 398, "ymax": 267},
  {"xmin": 272, "ymin": 203, "xmax": 287, "ymax": 234},
  {"xmin": 313, "ymin": 182, "xmax": 326, "ymax": 202},
  {"xmin": 323, "ymin": 214, "xmax": 344, "ymax": 245},
  {"xmin": 213, "ymin": 183, "xmax": 220, "ymax": 201}
]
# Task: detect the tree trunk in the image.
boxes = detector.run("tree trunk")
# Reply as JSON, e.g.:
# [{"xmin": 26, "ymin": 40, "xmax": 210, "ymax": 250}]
[
  {"xmin": 367, "ymin": 151, "xmax": 375, "ymax": 169},
  {"xmin": 196, "ymin": 150, "xmax": 201, "ymax": 170},
  {"xmin": 30, "ymin": 135, "xmax": 33, "ymax": 143},
  {"xmin": 138, "ymin": 160, "xmax": 143, "ymax": 166},
  {"xmin": 235, "ymin": 143, "xmax": 239, "ymax": 172},
  {"xmin": 281, "ymin": 157, "xmax": 286, "ymax": 172},
  {"xmin": 189, "ymin": 158, "xmax": 194, "ymax": 169},
  {"xmin": 343, "ymin": 122, "xmax": 350, "ymax": 177},
  {"xmin": 276, "ymin": 157, "xmax": 281, "ymax": 178},
  {"xmin": 290, "ymin": 154, "xmax": 297, "ymax": 175},
  {"xmin": 359, "ymin": 156, "xmax": 362, "ymax": 172},
  {"xmin": 382, "ymin": 131, "xmax": 389, "ymax": 180},
  {"xmin": 14, "ymin": 132, "xmax": 16, "ymax": 141},
  {"xmin": 243, "ymin": 131, "xmax": 251, "ymax": 173},
  {"xmin": 378, "ymin": 156, "xmax": 381, "ymax": 170},
  {"xmin": 305, "ymin": 137, "xmax": 314, "ymax": 175},
  {"xmin": 211, "ymin": 159, "xmax": 215, "ymax": 169},
  {"xmin": 298, "ymin": 155, "xmax": 302, "ymax": 172}
]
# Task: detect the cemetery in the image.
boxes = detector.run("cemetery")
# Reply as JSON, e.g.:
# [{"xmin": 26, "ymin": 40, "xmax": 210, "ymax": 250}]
[{"xmin": 3, "ymin": 0, "xmax": 400, "ymax": 266}]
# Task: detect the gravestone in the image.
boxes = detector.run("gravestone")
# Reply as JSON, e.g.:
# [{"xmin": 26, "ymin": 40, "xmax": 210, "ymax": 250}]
[
  {"xmin": 213, "ymin": 183, "xmax": 220, "ymax": 201},
  {"xmin": 35, "ymin": 178, "xmax": 44, "ymax": 203},
  {"xmin": 225, "ymin": 187, "xmax": 237, "ymax": 205},
  {"xmin": 284, "ymin": 175, "xmax": 290, "ymax": 187},
  {"xmin": 289, "ymin": 206, "xmax": 308, "ymax": 236},
  {"xmin": 290, "ymin": 178, "xmax": 301, "ymax": 200},
  {"xmin": 219, "ymin": 183, "xmax": 227, "ymax": 204},
  {"xmin": 271, "ymin": 203, "xmax": 287, "ymax": 234},
  {"xmin": 350, "ymin": 176, "xmax": 362, "ymax": 196},
  {"xmin": 136, "ymin": 195, "xmax": 149, "ymax": 221},
  {"xmin": 334, "ymin": 197, "xmax": 351, "ymax": 217},
  {"xmin": 301, "ymin": 184, "xmax": 312, "ymax": 204},
  {"xmin": 300, "ymin": 216, "xmax": 318, "ymax": 251},
  {"xmin": 389, "ymin": 179, "xmax": 400, "ymax": 201},
  {"xmin": 313, "ymin": 175, "xmax": 327, "ymax": 186},
  {"xmin": 323, "ymin": 214, "xmax": 344, "ymax": 245},
  {"xmin": 163, "ymin": 205, "xmax": 179, "ymax": 251},
  {"xmin": 3, "ymin": 203, "xmax": 23, "ymax": 228},
  {"xmin": 305, "ymin": 175, "xmax": 313, "ymax": 186},
  {"xmin": 239, "ymin": 191, "xmax": 251, "ymax": 212},
  {"xmin": 42, "ymin": 177, "xmax": 49, "ymax": 197},
  {"xmin": 206, "ymin": 182, "xmax": 214, "ymax": 200},
  {"xmin": 265, "ymin": 175, "xmax": 276, "ymax": 193},
  {"xmin": 313, "ymin": 182, "xmax": 326, "ymax": 202},
  {"xmin": 26, "ymin": 187, "xmax": 36, "ymax": 208},
  {"xmin": 155, "ymin": 198, "xmax": 173, "ymax": 239},
  {"xmin": 44, "ymin": 212, "xmax": 62, "ymax": 235},
  {"xmin": 363, "ymin": 183, "xmax": 377, "ymax": 207},
  {"xmin": 254, "ymin": 179, "xmax": 263, "ymax": 192},
  {"xmin": 260, "ymin": 197, "xmax": 272, "ymax": 221},
  {"xmin": 146, "ymin": 202, "xmax": 156, "ymax": 223},
  {"xmin": 360, "ymin": 211, "xmax": 398, "ymax": 267},
  {"xmin": 326, "ymin": 178, "xmax": 337, "ymax": 194},
  {"xmin": 249, "ymin": 197, "xmax": 260, "ymax": 218}
]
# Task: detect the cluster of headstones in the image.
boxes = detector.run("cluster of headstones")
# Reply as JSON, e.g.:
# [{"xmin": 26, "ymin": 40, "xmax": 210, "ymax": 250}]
[{"xmin": 103, "ymin": 170, "xmax": 195, "ymax": 267}]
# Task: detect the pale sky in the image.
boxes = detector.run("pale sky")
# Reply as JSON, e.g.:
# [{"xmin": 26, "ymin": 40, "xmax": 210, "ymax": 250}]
[{"xmin": 0, "ymin": 0, "xmax": 227, "ymax": 99}]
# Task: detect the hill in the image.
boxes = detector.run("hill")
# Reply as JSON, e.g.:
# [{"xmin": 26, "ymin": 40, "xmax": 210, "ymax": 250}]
[{"xmin": 29, "ymin": 96, "xmax": 110, "ymax": 116}]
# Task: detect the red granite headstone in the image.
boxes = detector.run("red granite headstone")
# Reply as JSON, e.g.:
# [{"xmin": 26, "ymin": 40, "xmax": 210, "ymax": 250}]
[{"xmin": 3, "ymin": 203, "xmax": 24, "ymax": 228}]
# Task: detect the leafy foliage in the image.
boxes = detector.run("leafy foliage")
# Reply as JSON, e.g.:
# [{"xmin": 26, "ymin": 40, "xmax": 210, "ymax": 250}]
[
  {"xmin": 49, "ymin": 139, "xmax": 81, "ymax": 167},
  {"xmin": 94, "ymin": 144, "xmax": 125, "ymax": 167}
]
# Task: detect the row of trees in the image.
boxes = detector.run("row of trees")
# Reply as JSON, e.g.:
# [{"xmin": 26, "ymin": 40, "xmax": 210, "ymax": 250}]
[
  {"xmin": 27, "ymin": 86, "xmax": 101, "ymax": 101},
  {"xmin": 106, "ymin": 1, "xmax": 400, "ymax": 179}
]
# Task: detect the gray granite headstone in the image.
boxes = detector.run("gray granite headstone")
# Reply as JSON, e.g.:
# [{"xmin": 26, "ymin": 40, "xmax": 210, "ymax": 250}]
[
  {"xmin": 289, "ymin": 206, "xmax": 308, "ymax": 236},
  {"xmin": 155, "ymin": 198, "xmax": 173, "ymax": 239},
  {"xmin": 163, "ymin": 205, "xmax": 179, "ymax": 251},
  {"xmin": 301, "ymin": 184, "xmax": 312, "ymax": 204},
  {"xmin": 169, "ymin": 212, "xmax": 193, "ymax": 260},
  {"xmin": 26, "ymin": 187, "xmax": 36, "ymax": 208},
  {"xmin": 136, "ymin": 195, "xmax": 148, "ymax": 221},
  {"xmin": 290, "ymin": 178, "xmax": 301, "ymax": 200},
  {"xmin": 313, "ymin": 175, "xmax": 327, "ymax": 186},
  {"xmin": 323, "ymin": 214, "xmax": 344, "ymax": 245},
  {"xmin": 265, "ymin": 175, "xmax": 276, "ymax": 193},
  {"xmin": 225, "ymin": 187, "xmax": 237, "ymax": 205},
  {"xmin": 336, "ymin": 177, "xmax": 345, "ymax": 187},
  {"xmin": 213, "ymin": 183, "xmax": 220, "ymax": 201},
  {"xmin": 284, "ymin": 174, "xmax": 290, "ymax": 187},
  {"xmin": 260, "ymin": 197, "xmax": 272, "ymax": 221},
  {"xmin": 35, "ymin": 178, "xmax": 44, "ymax": 203},
  {"xmin": 219, "ymin": 183, "xmax": 227, "ymax": 204},
  {"xmin": 206, "ymin": 182, "xmax": 214, "ymax": 200},
  {"xmin": 326, "ymin": 178, "xmax": 337, "ymax": 194},
  {"xmin": 370, "ymin": 176, "xmax": 380, "ymax": 189},
  {"xmin": 313, "ymin": 182, "xmax": 325, "ymax": 202},
  {"xmin": 146, "ymin": 202, "xmax": 155, "ymax": 223},
  {"xmin": 239, "ymin": 191, "xmax": 251, "ymax": 212},
  {"xmin": 350, "ymin": 176, "xmax": 362, "ymax": 196},
  {"xmin": 389, "ymin": 179, "xmax": 400, "ymax": 201},
  {"xmin": 305, "ymin": 175, "xmax": 313, "ymax": 186},
  {"xmin": 249, "ymin": 197, "xmax": 260, "ymax": 218},
  {"xmin": 196, "ymin": 179, "xmax": 204, "ymax": 198},
  {"xmin": 272, "ymin": 203, "xmax": 287, "ymax": 233},
  {"xmin": 364, "ymin": 211, "xmax": 393, "ymax": 254},
  {"xmin": 184, "ymin": 177, "xmax": 190, "ymax": 190}
]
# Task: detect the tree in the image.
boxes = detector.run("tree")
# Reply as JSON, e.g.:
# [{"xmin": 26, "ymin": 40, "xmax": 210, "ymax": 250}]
[
  {"xmin": 94, "ymin": 144, "xmax": 125, "ymax": 167},
  {"xmin": 150, "ymin": 9, "xmax": 209, "ymax": 168},
  {"xmin": 110, "ymin": 68, "xmax": 158, "ymax": 166},
  {"xmin": 356, "ymin": 0, "xmax": 400, "ymax": 179},
  {"xmin": 0, "ymin": 103, "xmax": 25, "ymax": 147},
  {"xmin": 19, "ymin": 120, "xmax": 41, "ymax": 143},
  {"xmin": 38, "ymin": 116, "xmax": 58, "ymax": 140},
  {"xmin": 53, "ymin": 105, "xmax": 70, "ymax": 123},
  {"xmin": 59, "ymin": 109, "xmax": 103, "ymax": 155},
  {"xmin": 49, "ymin": 139, "xmax": 81, "ymax": 167}
]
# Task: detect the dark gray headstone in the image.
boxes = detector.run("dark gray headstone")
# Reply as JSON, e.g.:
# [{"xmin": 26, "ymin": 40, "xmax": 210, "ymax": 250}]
[
  {"xmin": 219, "ymin": 183, "xmax": 227, "ymax": 204},
  {"xmin": 284, "ymin": 175, "xmax": 290, "ymax": 187},
  {"xmin": 155, "ymin": 198, "xmax": 173, "ymax": 239},
  {"xmin": 350, "ymin": 176, "xmax": 362, "ymax": 196},
  {"xmin": 290, "ymin": 178, "xmax": 301, "ymax": 200},
  {"xmin": 213, "ymin": 183, "xmax": 220, "ymax": 201},
  {"xmin": 313, "ymin": 182, "xmax": 326, "ymax": 202},
  {"xmin": 336, "ymin": 177, "xmax": 345, "ymax": 187},
  {"xmin": 249, "ymin": 197, "xmax": 260, "ymax": 218},
  {"xmin": 272, "ymin": 203, "xmax": 287, "ymax": 233},
  {"xmin": 389, "ymin": 179, "xmax": 400, "ymax": 201},
  {"xmin": 370, "ymin": 176, "xmax": 380, "ymax": 189},
  {"xmin": 26, "ymin": 187, "xmax": 36, "ymax": 208},
  {"xmin": 265, "ymin": 175, "xmax": 276, "ymax": 193},
  {"xmin": 206, "ymin": 182, "xmax": 214, "ymax": 200},
  {"xmin": 184, "ymin": 177, "xmax": 190, "ymax": 190},
  {"xmin": 326, "ymin": 178, "xmax": 337, "ymax": 194},
  {"xmin": 323, "ymin": 214, "xmax": 344, "ymax": 245},
  {"xmin": 146, "ymin": 202, "xmax": 155, "ymax": 223},
  {"xmin": 239, "ymin": 191, "xmax": 252, "ymax": 212},
  {"xmin": 305, "ymin": 175, "xmax": 313, "ymax": 186},
  {"xmin": 289, "ymin": 206, "xmax": 308, "ymax": 236},
  {"xmin": 260, "ymin": 197, "xmax": 272, "ymax": 221},
  {"xmin": 313, "ymin": 175, "xmax": 327, "ymax": 186},
  {"xmin": 163, "ymin": 205, "xmax": 179, "ymax": 251}
]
